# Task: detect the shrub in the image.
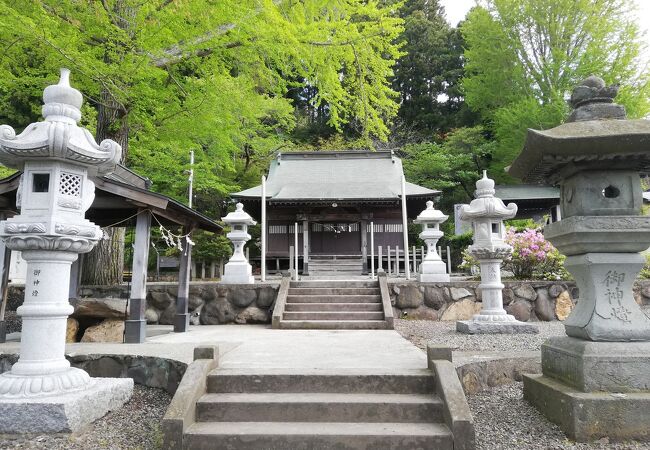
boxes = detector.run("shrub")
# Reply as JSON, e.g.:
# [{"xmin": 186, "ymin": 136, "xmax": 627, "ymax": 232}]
[{"xmin": 459, "ymin": 227, "xmax": 571, "ymax": 281}]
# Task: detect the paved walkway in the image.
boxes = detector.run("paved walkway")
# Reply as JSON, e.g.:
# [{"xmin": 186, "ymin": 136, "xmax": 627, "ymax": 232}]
[{"xmin": 0, "ymin": 325, "xmax": 428, "ymax": 370}]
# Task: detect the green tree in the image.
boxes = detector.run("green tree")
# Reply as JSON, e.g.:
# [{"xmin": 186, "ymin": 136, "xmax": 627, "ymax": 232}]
[
  {"xmin": 461, "ymin": 0, "xmax": 650, "ymax": 180},
  {"xmin": 391, "ymin": 0, "xmax": 473, "ymax": 138},
  {"xmin": 0, "ymin": 1, "xmax": 404, "ymax": 283},
  {"xmin": 401, "ymin": 126, "xmax": 494, "ymax": 211}
]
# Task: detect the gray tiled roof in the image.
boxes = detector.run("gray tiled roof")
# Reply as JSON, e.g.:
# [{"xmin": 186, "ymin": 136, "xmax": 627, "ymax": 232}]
[
  {"xmin": 494, "ymin": 184, "xmax": 559, "ymax": 201},
  {"xmin": 232, "ymin": 151, "xmax": 439, "ymax": 201}
]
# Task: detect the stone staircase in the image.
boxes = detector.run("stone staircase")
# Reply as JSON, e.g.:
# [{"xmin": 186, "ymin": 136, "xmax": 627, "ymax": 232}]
[
  {"xmin": 182, "ymin": 367, "xmax": 455, "ymax": 449},
  {"xmin": 307, "ymin": 255, "xmax": 364, "ymax": 278},
  {"xmin": 276, "ymin": 280, "xmax": 392, "ymax": 329}
]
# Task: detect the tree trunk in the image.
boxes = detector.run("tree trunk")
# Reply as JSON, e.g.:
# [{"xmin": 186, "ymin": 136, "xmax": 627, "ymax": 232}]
[
  {"xmin": 82, "ymin": 0, "xmax": 133, "ymax": 286},
  {"xmin": 81, "ymin": 228, "xmax": 125, "ymax": 285}
]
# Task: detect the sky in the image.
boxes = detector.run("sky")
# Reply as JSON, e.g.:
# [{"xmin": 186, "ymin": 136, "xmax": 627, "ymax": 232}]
[{"xmin": 439, "ymin": 0, "xmax": 650, "ymax": 61}]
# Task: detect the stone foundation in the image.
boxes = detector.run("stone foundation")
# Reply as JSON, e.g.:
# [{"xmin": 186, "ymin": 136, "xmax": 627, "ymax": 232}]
[{"xmin": 5, "ymin": 280, "xmax": 650, "ymax": 329}]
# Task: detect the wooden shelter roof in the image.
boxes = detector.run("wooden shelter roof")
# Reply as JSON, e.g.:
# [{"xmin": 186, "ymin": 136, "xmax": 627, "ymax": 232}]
[{"xmin": 0, "ymin": 165, "xmax": 222, "ymax": 232}]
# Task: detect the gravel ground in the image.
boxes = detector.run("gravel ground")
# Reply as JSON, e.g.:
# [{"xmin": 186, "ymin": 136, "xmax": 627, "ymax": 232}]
[
  {"xmin": 397, "ymin": 319, "xmax": 650, "ymax": 450},
  {"xmin": 0, "ymin": 385, "xmax": 171, "ymax": 450},
  {"xmin": 470, "ymin": 382, "xmax": 650, "ymax": 450},
  {"xmin": 395, "ymin": 318, "xmax": 566, "ymax": 352},
  {"xmin": 3, "ymin": 311, "xmax": 21, "ymax": 334}
]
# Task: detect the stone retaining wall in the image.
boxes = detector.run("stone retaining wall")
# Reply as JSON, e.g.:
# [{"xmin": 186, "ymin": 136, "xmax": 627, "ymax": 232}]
[
  {"xmin": 389, "ymin": 280, "xmax": 650, "ymax": 322},
  {"xmin": 6, "ymin": 280, "xmax": 650, "ymax": 328},
  {"xmin": 7, "ymin": 282, "xmax": 280, "ymax": 328}
]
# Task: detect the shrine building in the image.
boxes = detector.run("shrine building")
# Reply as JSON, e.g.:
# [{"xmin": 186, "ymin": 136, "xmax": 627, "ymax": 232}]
[{"xmin": 232, "ymin": 150, "xmax": 438, "ymax": 276}]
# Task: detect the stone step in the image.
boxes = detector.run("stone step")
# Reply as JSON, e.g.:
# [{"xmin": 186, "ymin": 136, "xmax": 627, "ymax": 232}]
[
  {"xmin": 207, "ymin": 369, "xmax": 435, "ymax": 394},
  {"xmin": 185, "ymin": 421, "xmax": 453, "ymax": 449},
  {"xmin": 286, "ymin": 294, "xmax": 381, "ymax": 303},
  {"xmin": 310, "ymin": 255, "xmax": 363, "ymax": 260},
  {"xmin": 283, "ymin": 311, "xmax": 385, "ymax": 321},
  {"xmin": 309, "ymin": 260, "xmax": 363, "ymax": 266},
  {"xmin": 291, "ymin": 281, "xmax": 378, "ymax": 288},
  {"xmin": 285, "ymin": 302, "xmax": 383, "ymax": 312},
  {"xmin": 278, "ymin": 319, "xmax": 388, "ymax": 330},
  {"xmin": 289, "ymin": 287, "xmax": 380, "ymax": 295},
  {"xmin": 196, "ymin": 393, "xmax": 443, "ymax": 423}
]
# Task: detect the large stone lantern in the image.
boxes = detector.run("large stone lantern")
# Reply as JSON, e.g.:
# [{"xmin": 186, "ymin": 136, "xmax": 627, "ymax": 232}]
[
  {"xmin": 221, "ymin": 202, "xmax": 256, "ymax": 284},
  {"xmin": 456, "ymin": 171, "xmax": 537, "ymax": 334},
  {"xmin": 509, "ymin": 76, "xmax": 650, "ymax": 441},
  {"xmin": 0, "ymin": 69, "xmax": 132, "ymax": 432},
  {"xmin": 414, "ymin": 200, "xmax": 449, "ymax": 282}
]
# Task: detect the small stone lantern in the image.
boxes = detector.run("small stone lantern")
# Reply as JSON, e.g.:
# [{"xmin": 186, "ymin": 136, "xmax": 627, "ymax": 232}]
[
  {"xmin": 509, "ymin": 76, "xmax": 650, "ymax": 441},
  {"xmin": 0, "ymin": 69, "xmax": 131, "ymax": 432},
  {"xmin": 414, "ymin": 201, "xmax": 449, "ymax": 282},
  {"xmin": 456, "ymin": 171, "xmax": 538, "ymax": 334},
  {"xmin": 221, "ymin": 202, "xmax": 256, "ymax": 284}
]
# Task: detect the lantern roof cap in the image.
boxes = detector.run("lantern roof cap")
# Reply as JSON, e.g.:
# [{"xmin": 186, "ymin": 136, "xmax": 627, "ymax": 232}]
[
  {"xmin": 414, "ymin": 200, "xmax": 448, "ymax": 224},
  {"xmin": 222, "ymin": 203, "xmax": 256, "ymax": 226}
]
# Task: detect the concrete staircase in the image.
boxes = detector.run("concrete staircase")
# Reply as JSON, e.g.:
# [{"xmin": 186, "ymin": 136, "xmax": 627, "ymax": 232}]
[
  {"xmin": 277, "ymin": 280, "xmax": 391, "ymax": 329},
  {"xmin": 307, "ymin": 255, "xmax": 364, "ymax": 278},
  {"xmin": 183, "ymin": 368, "xmax": 454, "ymax": 449}
]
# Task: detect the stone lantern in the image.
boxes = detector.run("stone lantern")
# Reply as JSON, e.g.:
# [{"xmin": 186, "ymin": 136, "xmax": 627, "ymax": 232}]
[
  {"xmin": 0, "ymin": 69, "xmax": 132, "ymax": 432},
  {"xmin": 221, "ymin": 202, "xmax": 256, "ymax": 284},
  {"xmin": 456, "ymin": 171, "xmax": 538, "ymax": 334},
  {"xmin": 509, "ymin": 76, "xmax": 650, "ymax": 441},
  {"xmin": 414, "ymin": 200, "xmax": 449, "ymax": 282}
]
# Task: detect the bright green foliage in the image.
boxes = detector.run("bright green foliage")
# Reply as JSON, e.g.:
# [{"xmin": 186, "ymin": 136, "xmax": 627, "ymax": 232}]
[
  {"xmin": 392, "ymin": 0, "xmax": 471, "ymax": 137},
  {"xmin": 0, "ymin": 0, "xmax": 404, "ymax": 207},
  {"xmin": 401, "ymin": 126, "xmax": 495, "ymax": 210},
  {"xmin": 461, "ymin": 0, "xmax": 650, "ymax": 179}
]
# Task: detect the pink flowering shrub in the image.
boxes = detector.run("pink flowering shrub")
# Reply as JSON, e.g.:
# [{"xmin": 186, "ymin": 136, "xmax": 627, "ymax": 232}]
[
  {"xmin": 460, "ymin": 227, "xmax": 570, "ymax": 280},
  {"xmin": 503, "ymin": 228, "xmax": 568, "ymax": 280}
]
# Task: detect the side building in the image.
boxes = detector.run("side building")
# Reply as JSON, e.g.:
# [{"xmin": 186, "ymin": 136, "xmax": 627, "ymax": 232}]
[{"xmin": 232, "ymin": 150, "xmax": 438, "ymax": 276}]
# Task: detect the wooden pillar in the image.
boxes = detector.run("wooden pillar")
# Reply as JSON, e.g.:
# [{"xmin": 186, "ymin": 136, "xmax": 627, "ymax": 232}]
[
  {"xmin": 370, "ymin": 221, "xmax": 375, "ymax": 279},
  {"xmin": 387, "ymin": 245, "xmax": 391, "ymax": 276},
  {"xmin": 302, "ymin": 219, "xmax": 309, "ymax": 275},
  {"xmin": 361, "ymin": 219, "xmax": 368, "ymax": 275},
  {"xmin": 378, "ymin": 245, "xmax": 383, "ymax": 273},
  {"xmin": 210, "ymin": 261, "xmax": 216, "ymax": 279},
  {"xmin": 174, "ymin": 225, "xmax": 192, "ymax": 333},
  {"xmin": 200, "ymin": 261, "xmax": 206, "ymax": 279},
  {"xmin": 125, "ymin": 209, "xmax": 151, "ymax": 343}
]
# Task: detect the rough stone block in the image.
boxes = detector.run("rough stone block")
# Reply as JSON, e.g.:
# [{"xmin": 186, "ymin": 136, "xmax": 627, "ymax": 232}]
[
  {"xmin": 541, "ymin": 337, "xmax": 650, "ymax": 392},
  {"xmin": 506, "ymin": 300, "xmax": 532, "ymax": 321},
  {"xmin": 81, "ymin": 319, "xmax": 124, "ymax": 343},
  {"xmin": 523, "ymin": 374, "xmax": 650, "ymax": 442},
  {"xmin": 450, "ymin": 287, "xmax": 473, "ymax": 301},
  {"xmin": 0, "ymin": 378, "xmax": 133, "ymax": 433},
  {"xmin": 554, "ymin": 291, "xmax": 573, "ymax": 321},
  {"xmin": 514, "ymin": 284, "xmax": 537, "ymax": 301},
  {"xmin": 440, "ymin": 299, "xmax": 481, "ymax": 321},
  {"xmin": 456, "ymin": 320, "xmax": 539, "ymax": 334}
]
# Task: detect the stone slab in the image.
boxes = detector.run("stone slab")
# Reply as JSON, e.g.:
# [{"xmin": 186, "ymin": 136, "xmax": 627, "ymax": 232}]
[
  {"xmin": 455, "ymin": 320, "xmax": 539, "ymax": 334},
  {"xmin": 0, "ymin": 377, "xmax": 133, "ymax": 433},
  {"xmin": 523, "ymin": 373, "xmax": 650, "ymax": 442},
  {"xmin": 541, "ymin": 336, "xmax": 650, "ymax": 392}
]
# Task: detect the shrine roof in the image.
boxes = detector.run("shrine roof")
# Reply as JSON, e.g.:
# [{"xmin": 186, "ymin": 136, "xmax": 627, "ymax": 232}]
[{"xmin": 232, "ymin": 151, "xmax": 439, "ymax": 203}]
